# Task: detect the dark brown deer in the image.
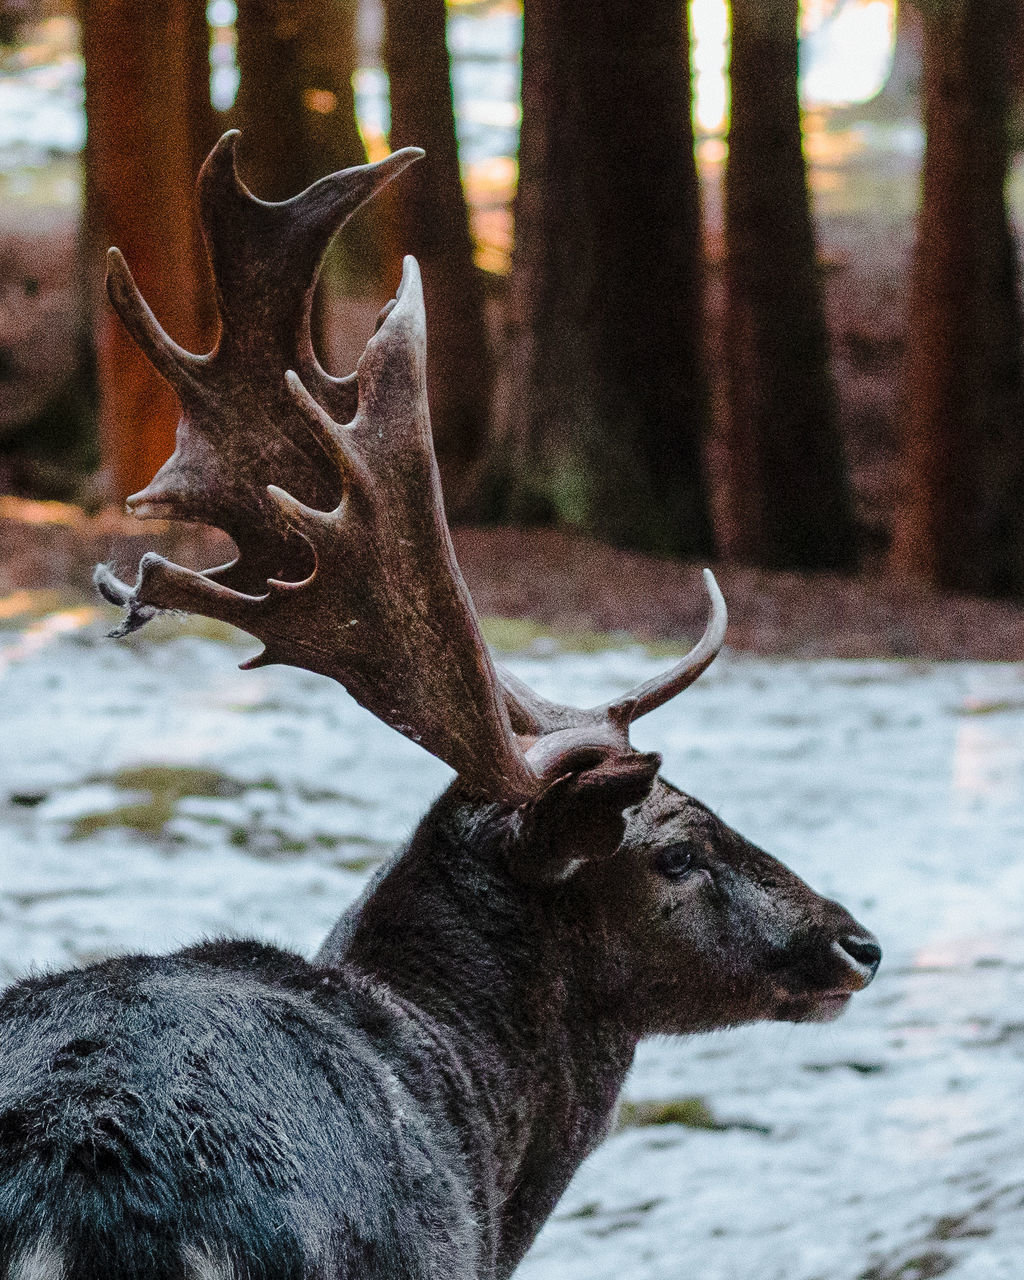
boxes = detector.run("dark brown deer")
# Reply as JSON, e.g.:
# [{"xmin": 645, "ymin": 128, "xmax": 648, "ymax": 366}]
[{"xmin": 0, "ymin": 134, "xmax": 880, "ymax": 1280}]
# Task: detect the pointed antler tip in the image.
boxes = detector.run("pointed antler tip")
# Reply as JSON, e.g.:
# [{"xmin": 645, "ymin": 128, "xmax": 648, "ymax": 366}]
[
  {"xmin": 266, "ymin": 483, "xmax": 322, "ymax": 530},
  {"xmin": 103, "ymin": 247, "xmax": 204, "ymax": 388},
  {"xmin": 373, "ymin": 147, "xmax": 425, "ymax": 176},
  {"xmin": 393, "ymin": 255, "xmax": 424, "ymax": 308},
  {"xmin": 210, "ymin": 129, "xmax": 242, "ymax": 159},
  {"xmin": 125, "ymin": 489, "xmax": 177, "ymax": 520},
  {"xmin": 199, "ymin": 129, "xmax": 252, "ymax": 207},
  {"xmin": 595, "ymin": 566, "xmax": 728, "ymax": 729},
  {"xmin": 700, "ymin": 567, "xmax": 727, "ymax": 631},
  {"xmin": 93, "ymin": 562, "xmax": 131, "ymax": 605},
  {"xmin": 104, "ymin": 246, "xmax": 131, "ymax": 290},
  {"xmin": 284, "ymin": 367, "xmax": 332, "ymax": 426}
]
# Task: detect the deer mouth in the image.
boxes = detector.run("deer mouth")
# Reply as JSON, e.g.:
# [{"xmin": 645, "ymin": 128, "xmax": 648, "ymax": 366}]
[
  {"xmin": 769, "ymin": 929, "xmax": 881, "ymax": 1022},
  {"xmin": 769, "ymin": 966, "xmax": 867, "ymax": 1022},
  {"xmin": 774, "ymin": 988, "xmax": 853, "ymax": 1023}
]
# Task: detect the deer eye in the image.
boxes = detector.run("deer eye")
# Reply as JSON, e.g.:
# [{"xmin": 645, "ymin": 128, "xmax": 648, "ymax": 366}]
[
  {"xmin": 23, "ymin": 277, "xmax": 39, "ymax": 298},
  {"xmin": 653, "ymin": 843, "xmax": 698, "ymax": 880}
]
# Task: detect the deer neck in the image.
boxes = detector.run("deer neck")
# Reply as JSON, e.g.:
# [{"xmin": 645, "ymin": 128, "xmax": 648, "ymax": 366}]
[{"xmin": 344, "ymin": 799, "xmax": 638, "ymax": 1274}]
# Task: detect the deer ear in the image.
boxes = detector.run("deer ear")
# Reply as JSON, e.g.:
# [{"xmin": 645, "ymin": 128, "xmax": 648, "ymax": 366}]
[{"xmin": 508, "ymin": 750, "xmax": 661, "ymax": 885}]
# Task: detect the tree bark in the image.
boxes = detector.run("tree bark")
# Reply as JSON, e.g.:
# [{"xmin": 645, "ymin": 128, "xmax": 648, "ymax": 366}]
[
  {"xmin": 721, "ymin": 0, "xmax": 856, "ymax": 570},
  {"xmin": 234, "ymin": 0, "xmax": 309, "ymax": 200},
  {"xmin": 382, "ymin": 0, "xmax": 493, "ymax": 520},
  {"xmin": 892, "ymin": 0, "xmax": 1024, "ymax": 594},
  {"xmin": 492, "ymin": 0, "xmax": 713, "ymax": 557},
  {"xmin": 233, "ymin": 0, "xmax": 392, "ymax": 293},
  {"xmin": 875, "ymin": 0, "xmax": 922, "ymax": 114},
  {"xmin": 82, "ymin": 0, "xmax": 216, "ymax": 502}
]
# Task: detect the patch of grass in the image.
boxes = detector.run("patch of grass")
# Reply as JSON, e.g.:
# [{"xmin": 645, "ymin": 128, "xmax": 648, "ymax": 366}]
[
  {"xmin": 559, "ymin": 1198, "xmax": 662, "ymax": 1223},
  {"xmin": 69, "ymin": 765, "xmax": 250, "ymax": 840},
  {"xmin": 298, "ymin": 786, "xmax": 372, "ymax": 808},
  {"xmin": 120, "ymin": 612, "xmax": 251, "ymax": 648},
  {"xmin": 65, "ymin": 764, "xmax": 393, "ymax": 862},
  {"xmin": 804, "ymin": 1060, "xmax": 886, "ymax": 1075},
  {"xmin": 641, "ymin": 636, "xmax": 699, "ymax": 658},
  {"xmin": 226, "ymin": 826, "xmax": 308, "ymax": 857},
  {"xmin": 560, "ymin": 1201, "xmax": 601, "ymax": 1220},
  {"xmin": 957, "ymin": 697, "xmax": 1024, "ymax": 717},
  {"xmin": 71, "ymin": 800, "xmax": 176, "ymax": 840},
  {"xmin": 107, "ymin": 766, "xmax": 248, "ymax": 799},
  {"xmin": 215, "ymin": 825, "xmax": 388, "ymax": 866},
  {"xmin": 858, "ymin": 1250, "xmax": 955, "ymax": 1280},
  {"xmin": 327, "ymin": 850, "xmax": 387, "ymax": 874},
  {"xmin": 615, "ymin": 1096, "xmax": 772, "ymax": 1136},
  {"xmin": 930, "ymin": 1213, "xmax": 992, "ymax": 1242},
  {"xmin": 479, "ymin": 615, "xmax": 691, "ymax": 658},
  {"xmin": 615, "ymin": 1097, "xmax": 721, "ymax": 1132}
]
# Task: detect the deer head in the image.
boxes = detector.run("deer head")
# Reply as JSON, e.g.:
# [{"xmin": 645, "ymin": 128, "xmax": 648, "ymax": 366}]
[
  {"xmin": 97, "ymin": 127, "xmax": 879, "ymax": 1022},
  {"xmin": 90, "ymin": 132, "xmax": 881, "ymax": 1276}
]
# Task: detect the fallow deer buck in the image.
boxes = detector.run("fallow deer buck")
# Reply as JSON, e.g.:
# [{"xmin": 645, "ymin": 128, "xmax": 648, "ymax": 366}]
[{"xmin": 0, "ymin": 134, "xmax": 880, "ymax": 1280}]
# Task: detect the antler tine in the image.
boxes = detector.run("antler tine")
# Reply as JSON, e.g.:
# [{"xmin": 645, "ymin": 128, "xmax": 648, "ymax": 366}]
[
  {"xmin": 497, "ymin": 571, "xmax": 726, "ymax": 739},
  {"xmin": 106, "ymin": 248, "xmax": 209, "ymax": 395},
  {"xmin": 600, "ymin": 569, "xmax": 727, "ymax": 728}
]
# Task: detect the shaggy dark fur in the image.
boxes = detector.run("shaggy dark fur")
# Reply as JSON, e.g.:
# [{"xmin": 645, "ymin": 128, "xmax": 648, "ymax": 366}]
[{"xmin": 0, "ymin": 762, "xmax": 879, "ymax": 1279}]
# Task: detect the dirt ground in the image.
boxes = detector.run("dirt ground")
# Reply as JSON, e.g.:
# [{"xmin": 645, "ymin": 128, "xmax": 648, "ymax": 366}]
[{"xmin": 2, "ymin": 499, "xmax": 1022, "ymax": 661}]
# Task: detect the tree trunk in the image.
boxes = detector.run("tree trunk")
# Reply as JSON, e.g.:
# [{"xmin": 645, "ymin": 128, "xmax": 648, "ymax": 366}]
[
  {"xmin": 892, "ymin": 0, "xmax": 1024, "ymax": 595},
  {"xmin": 82, "ymin": 0, "xmax": 215, "ymax": 502},
  {"xmin": 1007, "ymin": 0, "xmax": 1024, "ymax": 132},
  {"xmin": 233, "ymin": 0, "xmax": 394, "ymax": 292},
  {"xmin": 383, "ymin": 0, "xmax": 493, "ymax": 520},
  {"xmin": 234, "ymin": 0, "xmax": 309, "ymax": 200},
  {"xmin": 492, "ymin": 0, "xmax": 713, "ymax": 557},
  {"xmin": 875, "ymin": 0, "xmax": 922, "ymax": 114},
  {"xmin": 721, "ymin": 0, "xmax": 856, "ymax": 570}
]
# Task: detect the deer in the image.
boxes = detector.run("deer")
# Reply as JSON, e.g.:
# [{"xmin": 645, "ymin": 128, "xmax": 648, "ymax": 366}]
[{"xmin": 0, "ymin": 134, "xmax": 881, "ymax": 1280}]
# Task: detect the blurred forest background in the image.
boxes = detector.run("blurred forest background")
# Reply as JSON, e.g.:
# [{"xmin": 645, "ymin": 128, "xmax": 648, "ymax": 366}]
[{"xmin": 1, "ymin": 0, "xmax": 1023, "ymax": 602}]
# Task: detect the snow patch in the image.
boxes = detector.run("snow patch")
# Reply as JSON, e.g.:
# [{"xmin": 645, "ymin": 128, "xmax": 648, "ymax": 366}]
[{"xmin": 3, "ymin": 622, "xmax": 1024, "ymax": 1277}]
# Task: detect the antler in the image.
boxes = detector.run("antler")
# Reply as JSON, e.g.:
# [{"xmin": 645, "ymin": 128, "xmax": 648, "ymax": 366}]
[
  {"xmin": 105, "ymin": 131, "xmax": 424, "ymax": 592},
  {"xmin": 497, "ymin": 570, "xmax": 728, "ymax": 737},
  {"xmin": 97, "ymin": 132, "xmax": 728, "ymax": 805}
]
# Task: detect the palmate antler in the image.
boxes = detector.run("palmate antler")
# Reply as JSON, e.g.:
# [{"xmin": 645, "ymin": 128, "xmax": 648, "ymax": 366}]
[{"xmin": 97, "ymin": 132, "xmax": 727, "ymax": 804}]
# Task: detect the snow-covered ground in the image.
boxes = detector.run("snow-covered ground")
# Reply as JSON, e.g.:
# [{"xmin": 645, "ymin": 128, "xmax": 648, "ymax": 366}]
[{"xmin": 2, "ymin": 609, "xmax": 1024, "ymax": 1279}]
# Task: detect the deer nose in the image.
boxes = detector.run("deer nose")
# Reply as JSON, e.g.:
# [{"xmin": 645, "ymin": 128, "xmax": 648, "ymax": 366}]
[{"xmin": 837, "ymin": 933, "xmax": 882, "ymax": 979}]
